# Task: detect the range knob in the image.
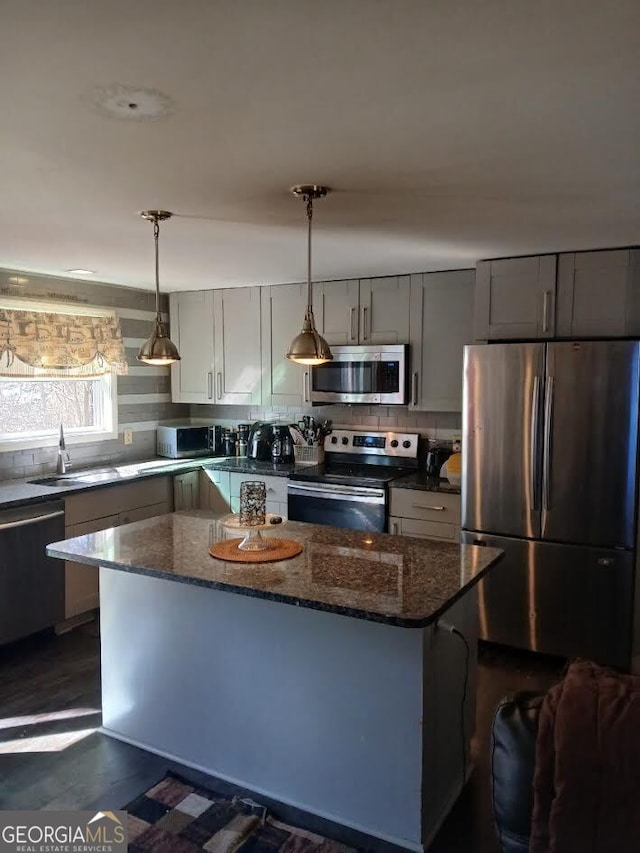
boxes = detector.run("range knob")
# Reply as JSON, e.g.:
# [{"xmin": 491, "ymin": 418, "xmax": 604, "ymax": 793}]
[
  {"xmin": 330, "ymin": 435, "xmax": 338, "ymax": 444},
  {"xmin": 341, "ymin": 436, "xmax": 349, "ymax": 445},
  {"xmin": 402, "ymin": 440, "xmax": 412, "ymax": 449},
  {"xmin": 390, "ymin": 439, "xmax": 399, "ymax": 448}
]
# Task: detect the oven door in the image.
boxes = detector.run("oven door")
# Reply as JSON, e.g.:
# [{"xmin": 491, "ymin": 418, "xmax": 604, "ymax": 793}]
[
  {"xmin": 309, "ymin": 345, "xmax": 407, "ymax": 405},
  {"xmin": 288, "ymin": 482, "xmax": 387, "ymax": 532}
]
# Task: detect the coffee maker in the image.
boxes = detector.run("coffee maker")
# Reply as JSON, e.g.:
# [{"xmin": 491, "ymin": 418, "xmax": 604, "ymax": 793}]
[
  {"xmin": 209, "ymin": 425, "xmax": 225, "ymax": 456},
  {"xmin": 271, "ymin": 425, "xmax": 294, "ymax": 465},
  {"xmin": 247, "ymin": 422, "xmax": 274, "ymax": 461}
]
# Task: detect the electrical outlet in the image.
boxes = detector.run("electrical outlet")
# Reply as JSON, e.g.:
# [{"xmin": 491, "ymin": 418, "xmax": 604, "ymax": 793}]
[{"xmin": 123, "ymin": 428, "xmax": 133, "ymax": 446}]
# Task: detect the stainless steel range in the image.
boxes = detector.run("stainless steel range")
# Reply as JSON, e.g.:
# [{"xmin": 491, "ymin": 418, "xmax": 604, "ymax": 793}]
[{"xmin": 287, "ymin": 429, "xmax": 418, "ymax": 532}]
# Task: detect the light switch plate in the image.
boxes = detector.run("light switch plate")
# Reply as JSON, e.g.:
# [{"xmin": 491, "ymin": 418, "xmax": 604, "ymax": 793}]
[{"xmin": 123, "ymin": 428, "xmax": 133, "ymax": 446}]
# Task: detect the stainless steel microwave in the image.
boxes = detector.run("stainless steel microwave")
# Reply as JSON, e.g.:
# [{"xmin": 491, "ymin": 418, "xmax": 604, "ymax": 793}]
[{"xmin": 309, "ymin": 344, "xmax": 408, "ymax": 405}]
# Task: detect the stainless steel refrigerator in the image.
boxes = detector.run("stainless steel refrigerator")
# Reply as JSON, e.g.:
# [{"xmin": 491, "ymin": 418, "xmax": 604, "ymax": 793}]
[{"xmin": 461, "ymin": 341, "xmax": 640, "ymax": 669}]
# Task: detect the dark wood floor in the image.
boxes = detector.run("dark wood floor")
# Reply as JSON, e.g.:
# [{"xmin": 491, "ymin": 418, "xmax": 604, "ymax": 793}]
[{"xmin": 0, "ymin": 620, "xmax": 562, "ymax": 852}]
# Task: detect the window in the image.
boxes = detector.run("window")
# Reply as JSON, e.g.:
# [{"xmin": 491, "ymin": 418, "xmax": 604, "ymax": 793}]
[
  {"xmin": 0, "ymin": 298, "xmax": 124, "ymax": 451},
  {"xmin": 0, "ymin": 373, "xmax": 116, "ymax": 448}
]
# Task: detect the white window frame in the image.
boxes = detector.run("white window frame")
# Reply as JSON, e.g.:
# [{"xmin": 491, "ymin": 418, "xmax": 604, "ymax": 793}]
[{"xmin": 0, "ymin": 298, "xmax": 120, "ymax": 452}]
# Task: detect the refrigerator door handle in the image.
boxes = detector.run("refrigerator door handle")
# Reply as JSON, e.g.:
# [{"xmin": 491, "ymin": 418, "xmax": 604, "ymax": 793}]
[
  {"xmin": 543, "ymin": 376, "xmax": 554, "ymax": 511},
  {"xmin": 530, "ymin": 376, "xmax": 541, "ymax": 511}
]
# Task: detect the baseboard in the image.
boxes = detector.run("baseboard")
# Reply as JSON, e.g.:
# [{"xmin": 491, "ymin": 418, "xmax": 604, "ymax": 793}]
[{"xmin": 55, "ymin": 610, "xmax": 98, "ymax": 635}]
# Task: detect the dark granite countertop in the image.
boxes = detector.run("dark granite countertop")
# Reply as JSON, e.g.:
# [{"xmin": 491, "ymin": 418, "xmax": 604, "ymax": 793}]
[
  {"xmin": 0, "ymin": 456, "xmax": 303, "ymax": 511},
  {"xmin": 391, "ymin": 472, "xmax": 461, "ymax": 495},
  {"xmin": 202, "ymin": 458, "xmax": 296, "ymax": 477},
  {"xmin": 46, "ymin": 512, "xmax": 502, "ymax": 628}
]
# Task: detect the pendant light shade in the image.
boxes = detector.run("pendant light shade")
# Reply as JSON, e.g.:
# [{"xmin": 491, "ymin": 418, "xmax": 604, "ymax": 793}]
[
  {"xmin": 286, "ymin": 185, "xmax": 333, "ymax": 366},
  {"xmin": 137, "ymin": 210, "xmax": 181, "ymax": 366}
]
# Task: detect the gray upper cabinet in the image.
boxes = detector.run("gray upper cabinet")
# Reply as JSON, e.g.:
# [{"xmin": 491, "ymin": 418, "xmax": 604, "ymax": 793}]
[
  {"xmin": 556, "ymin": 250, "xmax": 640, "ymax": 338},
  {"xmin": 213, "ymin": 287, "xmax": 262, "ymax": 405},
  {"xmin": 316, "ymin": 279, "xmax": 360, "ymax": 344},
  {"xmin": 261, "ymin": 283, "xmax": 324, "ymax": 406},
  {"xmin": 170, "ymin": 287, "xmax": 261, "ymax": 405},
  {"xmin": 317, "ymin": 277, "xmax": 410, "ymax": 344},
  {"xmin": 359, "ymin": 276, "xmax": 410, "ymax": 343},
  {"xmin": 170, "ymin": 291, "xmax": 215, "ymax": 403},
  {"xmin": 474, "ymin": 255, "xmax": 557, "ymax": 341},
  {"xmin": 409, "ymin": 270, "xmax": 474, "ymax": 412}
]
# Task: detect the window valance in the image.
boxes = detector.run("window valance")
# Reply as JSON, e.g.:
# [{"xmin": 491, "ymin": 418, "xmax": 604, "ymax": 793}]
[{"xmin": 0, "ymin": 307, "xmax": 128, "ymax": 377}]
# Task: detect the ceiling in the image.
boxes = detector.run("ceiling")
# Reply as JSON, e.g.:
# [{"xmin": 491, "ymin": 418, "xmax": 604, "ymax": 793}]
[{"xmin": 1, "ymin": 0, "xmax": 639, "ymax": 292}]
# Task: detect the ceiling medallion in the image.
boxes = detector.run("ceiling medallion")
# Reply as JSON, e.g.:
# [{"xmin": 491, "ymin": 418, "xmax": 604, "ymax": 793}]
[{"xmin": 85, "ymin": 84, "xmax": 174, "ymax": 121}]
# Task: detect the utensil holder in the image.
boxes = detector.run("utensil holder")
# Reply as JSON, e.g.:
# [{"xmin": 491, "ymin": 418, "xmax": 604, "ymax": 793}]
[{"xmin": 293, "ymin": 445, "xmax": 325, "ymax": 466}]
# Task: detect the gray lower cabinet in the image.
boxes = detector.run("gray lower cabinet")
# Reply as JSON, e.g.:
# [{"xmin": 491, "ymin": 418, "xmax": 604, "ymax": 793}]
[
  {"xmin": 63, "ymin": 477, "xmax": 173, "ymax": 620},
  {"xmin": 556, "ymin": 249, "xmax": 640, "ymax": 337},
  {"xmin": 199, "ymin": 469, "xmax": 231, "ymax": 512},
  {"xmin": 261, "ymin": 283, "xmax": 324, "ymax": 406},
  {"xmin": 173, "ymin": 471, "xmax": 200, "ymax": 511},
  {"xmin": 409, "ymin": 269, "xmax": 474, "ymax": 412},
  {"xmin": 474, "ymin": 255, "xmax": 557, "ymax": 341},
  {"xmin": 389, "ymin": 490, "xmax": 461, "ymax": 542},
  {"xmin": 170, "ymin": 290, "xmax": 215, "ymax": 403}
]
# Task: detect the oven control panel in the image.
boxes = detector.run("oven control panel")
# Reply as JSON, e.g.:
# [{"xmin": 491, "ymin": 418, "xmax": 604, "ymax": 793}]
[{"xmin": 324, "ymin": 429, "xmax": 418, "ymax": 458}]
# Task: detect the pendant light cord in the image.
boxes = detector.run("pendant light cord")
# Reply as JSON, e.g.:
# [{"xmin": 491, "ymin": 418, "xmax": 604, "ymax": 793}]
[
  {"xmin": 153, "ymin": 217, "xmax": 161, "ymax": 321},
  {"xmin": 306, "ymin": 195, "xmax": 313, "ymax": 316}
]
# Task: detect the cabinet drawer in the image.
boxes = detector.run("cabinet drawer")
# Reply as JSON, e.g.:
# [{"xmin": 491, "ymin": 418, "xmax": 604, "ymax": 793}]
[
  {"xmin": 229, "ymin": 473, "xmax": 288, "ymax": 504},
  {"xmin": 390, "ymin": 489, "xmax": 461, "ymax": 523},
  {"xmin": 65, "ymin": 476, "xmax": 172, "ymax": 524},
  {"xmin": 399, "ymin": 517, "xmax": 458, "ymax": 542},
  {"xmin": 119, "ymin": 502, "xmax": 170, "ymax": 525}
]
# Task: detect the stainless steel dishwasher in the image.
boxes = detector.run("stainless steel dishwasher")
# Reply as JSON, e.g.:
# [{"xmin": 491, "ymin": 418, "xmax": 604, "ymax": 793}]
[{"xmin": 0, "ymin": 500, "xmax": 65, "ymax": 645}]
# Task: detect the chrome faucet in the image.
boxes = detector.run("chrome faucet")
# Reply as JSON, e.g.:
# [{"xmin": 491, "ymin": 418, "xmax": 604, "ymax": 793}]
[{"xmin": 56, "ymin": 424, "xmax": 71, "ymax": 474}]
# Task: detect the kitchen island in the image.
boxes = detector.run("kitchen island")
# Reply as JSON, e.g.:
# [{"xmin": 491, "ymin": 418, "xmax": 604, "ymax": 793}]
[{"xmin": 47, "ymin": 513, "xmax": 502, "ymax": 852}]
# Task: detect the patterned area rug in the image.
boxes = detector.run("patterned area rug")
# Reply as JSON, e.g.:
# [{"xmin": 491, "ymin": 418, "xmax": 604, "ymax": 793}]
[{"xmin": 126, "ymin": 773, "xmax": 357, "ymax": 853}]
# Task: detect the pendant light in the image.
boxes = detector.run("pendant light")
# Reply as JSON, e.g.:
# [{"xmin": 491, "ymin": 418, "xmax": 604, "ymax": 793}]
[
  {"xmin": 137, "ymin": 210, "xmax": 181, "ymax": 366},
  {"xmin": 286, "ymin": 185, "xmax": 333, "ymax": 365}
]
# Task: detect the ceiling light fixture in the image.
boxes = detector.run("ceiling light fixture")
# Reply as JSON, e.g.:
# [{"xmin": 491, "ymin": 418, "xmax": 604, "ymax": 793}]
[
  {"xmin": 286, "ymin": 185, "xmax": 333, "ymax": 366},
  {"xmin": 137, "ymin": 210, "xmax": 181, "ymax": 366},
  {"xmin": 66, "ymin": 269, "xmax": 95, "ymax": 275}
]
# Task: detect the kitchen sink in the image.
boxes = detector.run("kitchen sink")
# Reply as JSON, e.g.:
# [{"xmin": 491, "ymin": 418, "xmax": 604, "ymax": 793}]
[
  {"xmin": 29, "ymin": 470, "xmax": 121, "ymax": 486},
  {"xmin": 28, "ymin": 458, "xmax": 191, "ymax": 487}
]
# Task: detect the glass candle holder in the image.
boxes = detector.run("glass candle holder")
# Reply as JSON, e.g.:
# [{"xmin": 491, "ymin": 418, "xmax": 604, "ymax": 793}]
[{"xmin": 239, "ymin": 481, "xmax": 266, "ymax": 527}]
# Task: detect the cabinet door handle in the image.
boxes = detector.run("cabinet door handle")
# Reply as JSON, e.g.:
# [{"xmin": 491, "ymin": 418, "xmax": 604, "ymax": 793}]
[
  {"xmin": 411, "ymin": 372, "xmax": 418, "ymax": 407},
  {"xmin": 216, "ymin": 372, "xmax": 223, "ymax": 400},
  {"xmin": 207, "ymin": 371, "xmax": 213, "ymax": 400},
  {"xmin": 349, "ymin": 307, "xmax": 357, "ymax": 341},
  {"xmin": 390, "ymin": 520, "xmax": 399, "ymax": 535},
  {"xmin": 303, "ymin": 371, "xmax": 310, "ymax": 403},
  {"xmin": 413, "ymin": 504, "xmax": 446, "ymax": 511},
  {"xmin": 542, "ymin": 290, "xmax": 551, "ymax": 334},
  {"xmin": 362, "ymin": 305, "xmax": 369, "ymax": 340}
]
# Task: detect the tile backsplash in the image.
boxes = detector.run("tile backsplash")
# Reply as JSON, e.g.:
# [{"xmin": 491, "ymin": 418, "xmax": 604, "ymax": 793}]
[{"xmin": 189, "ymin": 404, "xmax": 461, "ymax": 443}]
